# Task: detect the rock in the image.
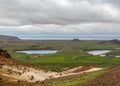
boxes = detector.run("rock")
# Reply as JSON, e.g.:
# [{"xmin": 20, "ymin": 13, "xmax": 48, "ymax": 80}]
[
  {"xmin": 0, "ymin": 77, "xmax": 2, "ymax": 81},
  {"xmin": 0, "ymin": 49, "xmax": 11, "ymax": 58},
  {"xmin": 30, "ymin": 75, "xmax": 34, "ymax": 80}
]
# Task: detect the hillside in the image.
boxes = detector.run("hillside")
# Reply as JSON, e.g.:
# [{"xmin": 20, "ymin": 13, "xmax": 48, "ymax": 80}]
[
  {"xmin": 0, "ymin": 49, "xmax": 104, "ymax": 86},
  {"xmin": 0, "ymin": 35, "xmax": 21, "ymax": 43},
  {"xmin": 85, "ymin": 66, "xmax": 120, "ymax": 86}
]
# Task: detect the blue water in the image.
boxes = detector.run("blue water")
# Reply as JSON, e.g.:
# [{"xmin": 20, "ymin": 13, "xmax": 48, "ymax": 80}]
[
  {"xmin": 16, "ymin": 50, "xmax": 58, "ymax": 54},
  {"xmin": 18, "ymin": 35, "xmax": 120, "ymax": 40}
]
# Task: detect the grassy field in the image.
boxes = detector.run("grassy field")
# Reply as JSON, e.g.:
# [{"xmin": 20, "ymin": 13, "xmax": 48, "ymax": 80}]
[
  {"xmin": 0, "ymin": 40, "xmax": 120, "ymax": 86},
  {"xmin": 0, "ymin": 40, "xmax": 120, "ymax": 71}
]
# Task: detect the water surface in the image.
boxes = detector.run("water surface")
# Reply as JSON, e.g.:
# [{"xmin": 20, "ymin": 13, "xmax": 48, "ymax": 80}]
[
  {"xmin": 16, "ymin": 50, "xmax": 58, "ymax": 54},
  {"xmin": 87, "ymin": 50, "xmax": 111, "ymax": 55}
]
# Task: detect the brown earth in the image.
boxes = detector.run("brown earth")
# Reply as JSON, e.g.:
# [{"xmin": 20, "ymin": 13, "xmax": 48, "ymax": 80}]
[{"xmin": 85, "ymin": 66, "xmax": 120, "ymax": 86}]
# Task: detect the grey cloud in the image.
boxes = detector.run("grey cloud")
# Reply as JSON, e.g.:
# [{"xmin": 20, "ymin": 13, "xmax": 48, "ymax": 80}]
[
  {"xmin": 104, "ymin": 0, "xmax": 120, "ymax": 6},
  {"xmin": 0, "ymin": 0, "xmax": 120, "ymax": 26},
  {"xmin": 1, "ymin": 23, "xmax": 120, "ymax": 35},
  {"xmin": 0, "ymin": 0, "xmax": 120, "ymax": 35}
]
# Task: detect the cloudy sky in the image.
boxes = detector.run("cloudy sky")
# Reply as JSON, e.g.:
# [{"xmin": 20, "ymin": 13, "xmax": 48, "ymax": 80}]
[{"xmin": 0, "ymin": 0, "xmax": 120, "ymax": 38}]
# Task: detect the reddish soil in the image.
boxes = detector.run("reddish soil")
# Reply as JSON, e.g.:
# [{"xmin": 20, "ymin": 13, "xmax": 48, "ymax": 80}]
[{"xmin": 73, "ymin": 66, "xmax": 93, "ymax": 73}]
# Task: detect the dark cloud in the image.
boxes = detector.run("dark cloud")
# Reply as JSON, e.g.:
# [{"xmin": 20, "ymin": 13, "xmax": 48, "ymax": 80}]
[{"xmin": 104, "ymin": 0, "xmax": 120, "ymax": 6}]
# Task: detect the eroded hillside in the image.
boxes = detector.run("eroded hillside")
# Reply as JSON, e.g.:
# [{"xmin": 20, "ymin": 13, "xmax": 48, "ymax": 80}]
[{"xmin": 0, "ymin": 49, "xmax": 104, "ymax": 86}]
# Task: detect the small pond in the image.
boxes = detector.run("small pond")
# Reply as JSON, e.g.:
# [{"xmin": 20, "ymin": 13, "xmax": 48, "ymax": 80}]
[
  {"xmin": 87, "ymin": 50, "xmax": 111, "ymax": 55},
  {"xmin": 16, "ymin": 50, "xmax": 58, "ymax": 54}
]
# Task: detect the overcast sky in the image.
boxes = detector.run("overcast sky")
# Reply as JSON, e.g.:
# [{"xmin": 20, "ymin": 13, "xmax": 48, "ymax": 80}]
[{"xmin": 0, "ymin": 0, "xmax": 120, "ymax": 37}]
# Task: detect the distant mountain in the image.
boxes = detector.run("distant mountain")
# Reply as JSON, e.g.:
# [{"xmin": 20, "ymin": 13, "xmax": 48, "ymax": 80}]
[
  {"xmin": 0, "ymin": 35, "xmax": 21, "ymax": 43},
  {"xmin": 72, "ymin": 39, "xmax": 80, "ymax": 41},
  {"xmin": 99, "ymin": 39, "xmax": 120, "ymax": 45}
]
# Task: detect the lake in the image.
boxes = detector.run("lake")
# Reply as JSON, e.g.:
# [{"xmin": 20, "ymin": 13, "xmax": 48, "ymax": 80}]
[
  {"xmin": 16, "ymin": 50, "xmax": 58, "ymax": 54},
  {"xmin": 87, "ymin": 50, "xmax": 111, "ymax": 55}
]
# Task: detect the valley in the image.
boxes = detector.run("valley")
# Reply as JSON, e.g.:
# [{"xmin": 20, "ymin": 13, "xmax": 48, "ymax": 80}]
[{"xmin": 0, "ymin": 35, "xmax": 120, "ymax": 86}]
